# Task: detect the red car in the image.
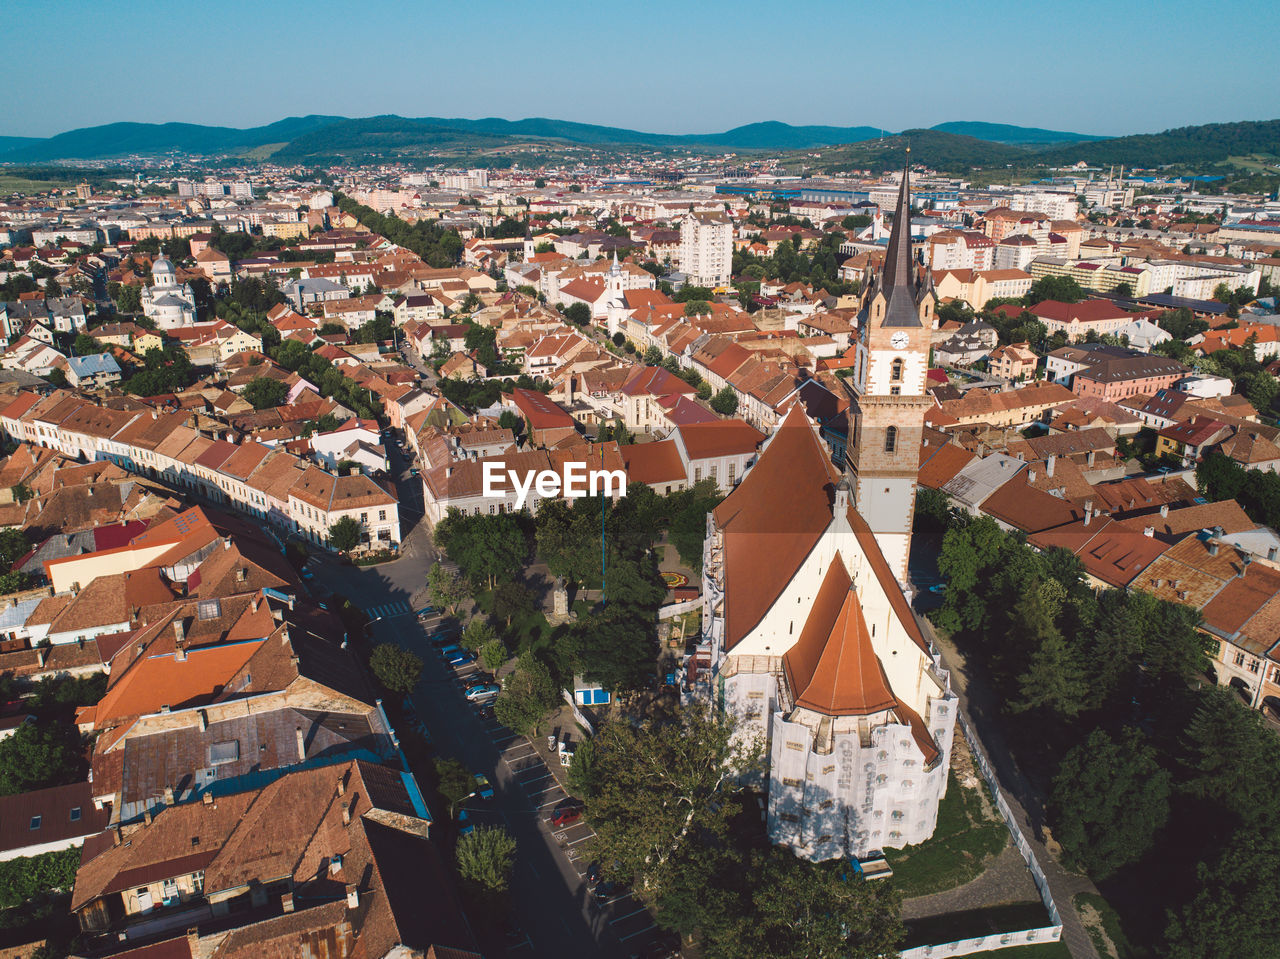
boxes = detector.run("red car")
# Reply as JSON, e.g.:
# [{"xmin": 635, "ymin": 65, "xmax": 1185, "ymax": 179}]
[{"xmin": 550, "ymin": 801, "xmax": 583, "ymax": 828}]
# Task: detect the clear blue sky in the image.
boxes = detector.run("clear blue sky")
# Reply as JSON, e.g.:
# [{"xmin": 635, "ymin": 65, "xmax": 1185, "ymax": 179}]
[{"xmin": 7, "ymin": 0, "xmax": 1278, "ymax": 139}]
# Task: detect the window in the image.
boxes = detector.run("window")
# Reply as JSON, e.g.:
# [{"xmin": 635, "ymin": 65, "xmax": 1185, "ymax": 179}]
[
  {"xmin": 69, "ymin": 807, "xmax": 81, "ymax": 822},
  {"xmin": 694, "ymin": 467, "xmax": 702, "ymax": 482},
  {"xmin": 884, "ymin": 426, "xmax": 897, "ymax": 454},
  {"xmin": 208, "ymin": 740, "xmax": 240, "ymax": 766},
  {"xmin": 890, "ymin": 386, "xmax": 901, "ymax": 395},
  {"xmin": 1235, "ymin": 652, "xmax": 1246, "ymax": 667},
  {"xmin": 29, "ymin": 815, "xmax": 41, "ymax": 830},
  {"xmin": 728, "ymin": 462, "xmax": 736, "ymax": 485},
  {"xmin": 891, "ymin": 358, "xmax": 904, "ymax": 382},
  {"xmin": 378, "ymin": 509, "xmax": 386, "ymax": 521}
]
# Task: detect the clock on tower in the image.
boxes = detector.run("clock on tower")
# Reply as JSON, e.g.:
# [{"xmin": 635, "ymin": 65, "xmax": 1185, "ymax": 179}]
[{"xmin": 845, "ymin": 154, "xmax": 935, "ymax": 582}]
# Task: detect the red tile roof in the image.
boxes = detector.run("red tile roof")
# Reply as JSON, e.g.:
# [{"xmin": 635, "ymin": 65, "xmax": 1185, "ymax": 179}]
[{"xmin": 783, "ymin": 555, "xmax": 898, "ymax": 717}]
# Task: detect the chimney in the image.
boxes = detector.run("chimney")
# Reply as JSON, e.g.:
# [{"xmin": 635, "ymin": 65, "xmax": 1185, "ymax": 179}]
[
  {"xmin": 1268, "ymin": 547, "xmax": 1277, "ymax": 562},
  {"xmin": 36, "ymin": 648, "xmax": 47, "ymax": 668},
  {"xmin": 1047, "ymin": 454, "xmax": 1056, "ymax": 477},
  {"xmin": 281, "ymin": 892, "xmax": 294, "ymax": 914},
  {"xmin": 1084, "ymin": 503, "xmax": 1093, "ymax": 526},
  {"xmin": 345, "ymin": 883, "xmax": 359, "ymax": 909},
  {"xmin": 1242, "ymin": 553, "xmax": 1253, "ymax": 577},
  {"xmin": 1160, "ymin": 503, "xmax": 1169, "ymax": 518},
  {"xmin": 341, "ymin": 801, "xmax": 350, "ymax": 825},
  {"xmin": 198, "ymin": 709, "xmax": 208, "ymax": 731},
  {"xmin": 1028, "ymin": 469, "xmax": 1037, "ymax": 484},
  {"xmin": 186, "ymin": 929, "xmax": 200, "ymax": 956},
  {"xmin": 1086, "ymin": 449, "xmax": 1096, "ymax": 468},
  {"xmin": 143, "ymin": 807, "xmax": 152, "ymax": 826},
  {"xmin": 336, "ymin": 775, "xmax": 346, "ymax": 798},
  {"xmin": 1209, "ymin": 540, "xmax": 1220, "ymax": 556},
  {"xmin": 296, "ymin": 726, "xmax": 306, "ymax": 761},
  {"xmin": 1143, "ymin": 526, "xmax": 1155, "ymax": 538},
  {"xmin": 173, "ymin": 619, "xmax": 185, "ymax": 648},
  {"xmin": 163, "ymin": 786, "xmax": 175, "ymax": 806},
  {"xmin": 202, "ymin": 792, "xmax": 214, "ymax": 805}
]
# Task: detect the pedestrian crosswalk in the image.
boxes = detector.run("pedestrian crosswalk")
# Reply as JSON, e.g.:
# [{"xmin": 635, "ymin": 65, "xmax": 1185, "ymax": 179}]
[{"xmin": 363, "ymin": 600, "xmax": 411, "ymax": 619}]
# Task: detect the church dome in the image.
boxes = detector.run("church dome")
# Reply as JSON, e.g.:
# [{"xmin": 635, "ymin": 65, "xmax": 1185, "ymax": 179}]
[{"xmin": 152, "ymin": 256, "xmax": 175, "ymax": 277}]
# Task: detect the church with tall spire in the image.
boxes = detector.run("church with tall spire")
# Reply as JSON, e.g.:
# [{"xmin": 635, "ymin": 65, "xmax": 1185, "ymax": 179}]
[
  {"xmin": 700, "ymin": 154, "xmax": 955, "ymax": 863},
  {"xmin": 847, "ymin": 152, "xmax": 936, "ymax": 581}
]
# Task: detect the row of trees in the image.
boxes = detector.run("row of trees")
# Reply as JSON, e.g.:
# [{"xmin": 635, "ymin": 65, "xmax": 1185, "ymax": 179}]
[
  {"xmin": 334, "ymin": 195, "xmax": 463, "ymax": 268},
  {"xmin": 931, "ymin": 509, "xmax": 1277, "ymax": 956}
]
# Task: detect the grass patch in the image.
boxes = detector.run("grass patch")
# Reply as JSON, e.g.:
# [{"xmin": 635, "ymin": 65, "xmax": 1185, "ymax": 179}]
[
  {"xmin": 902, "ymin": 902, "xmax": 1055, "ymax": 951},
  {"xmin": 0, "ymin": 174, "xmax": 73, "ymax": 194},
  {"xmin": 884, "ymin": 769, "xmax": 1008, "ymax": 898},
  {"xmin": 1074, "ymin": 892, "xmax": 1145, "ymax": 959}
]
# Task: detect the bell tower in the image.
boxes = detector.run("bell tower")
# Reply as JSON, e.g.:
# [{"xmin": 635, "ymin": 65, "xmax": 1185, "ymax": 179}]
[{"xmin": 847, "ymin": 151, "xmax": 934, "ymax": 582}]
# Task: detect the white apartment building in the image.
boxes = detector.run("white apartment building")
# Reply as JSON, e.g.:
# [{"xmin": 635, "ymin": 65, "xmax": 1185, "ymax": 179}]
[{"xmin": 679, "ymin": 213, "xmax": 733, "ymax": 288}]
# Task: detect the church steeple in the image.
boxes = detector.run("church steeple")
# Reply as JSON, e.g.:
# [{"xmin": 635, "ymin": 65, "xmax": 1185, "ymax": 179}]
[{"xmin": 878, "ymin": 151, "xmax": 921, "ymax": 328}]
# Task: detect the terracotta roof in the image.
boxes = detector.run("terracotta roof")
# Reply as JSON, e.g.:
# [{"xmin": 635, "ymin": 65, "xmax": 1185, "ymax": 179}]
[
  {"xmin": 1028, "ymin": 517, "xmax": 1170, "ymax": 588},
  {"xmin": 622, "ymin": 440, "xmax": 686, "ymax": 486},
  {"xmin": 676, "ymin": 420, "xmax": 764, "ymax": 459},
  {"xmin": 713, "ymin": 406, "xmax": 839, "ymax": 650},
  {"xmin": 981, "ymin": 476, "xmax": 1085, "ymax": 534},
  {"xmin": 783, "ymin": 555, "xmax": 898, "ymax": 717},
  {"xmin": 916, "ymin": 441, "xmax": 975, "ymax": 489}
]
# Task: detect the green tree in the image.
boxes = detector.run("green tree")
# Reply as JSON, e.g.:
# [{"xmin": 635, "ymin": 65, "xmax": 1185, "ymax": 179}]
[
  {"xmin": 479, "ymin": 639, "xmax": 508, "ymax": 672},
  {"xmin": 1050, "ymin": 728, "xmax": 1171, "ymax": 879},
  {"xmin": 10, "ymin": 483, "xmax": 33, "ymax": 504},
  {"xmin": 243, "ymin": 376, "xmax": 288, "ymax": 410},
  {"xmin": 683, "ymin": 300, "xmax": 712, "ymax": 317},
  {"xmin": 0, "ymin": 848, "xmax": 80, "ymax": 910},
  {"xmin": 1026, "ymin": 274, "xmax": 1086, "ymax": 304},
  {"xmin": 497, "ymin": 409, "xmax": 524, "ymax": 437},
  {"xmin": 0, "ymin": 528, "xmax": 32, "ymax": 568},
  {"xmin": 491, "ymin": 580, "xmax": 536, "ymax": 628},
  {"xmin": 492, "ymin": 651, "xmax": 557, "ymax": 735},
  {"xmin": 456, "ymin": 825, "xmax": 518, "ymax": 910},
  {"xmin": 710, "ymin": 387, "xmax": 738, "ymax": 416},
  {"xmin": 564, "ymin": 302, "xmax": 591, "ymax": 326},
  {"xmin": 696, "ymin": 383, "xmax": 712, "ymax": 401},
  {"xmin": 643, "ymin": 346, "xmax": 664, "ymax": 366},
  {"xmin": 0, "ymin": 722, "xmax": 85, "ymax": 795},
  {"xmin": 461, "ymin": 618, "xmax": 497, "ymax": 651},
  {"xmin": 722, "ymin": 849, "xmax": 903, "ymax": 959},
  {"xmin": 427, "ymin": 563, "xmax": 469, "ymax": 616},
  {"xmin": 1010, "ymin": 583, "xmax": 1087, "ymax": 718},
  {"xmin": 0, "ymin": 571, "xmax": 32, "ymax": 595},
  {"xmin": 368, "ymin": 644, "xmax": 423, "ymax": 694},
  {"xmin": 586, "ymin": 703, "xmax": 763, "ymax": 898},
  {"xmin": 72, "ymin": 333, "xmax": 99, "ymax": 357},
  {"xmin": 435, "ymin": 757, "xmax": 475, "ymax": 813},
  {"xmin": 328, "ymin": 515, "xmax": 363, "ymax": 552},
  {"xmin": 1164, "ymin": 829, "xmax": 1280, "ymax": 959}
]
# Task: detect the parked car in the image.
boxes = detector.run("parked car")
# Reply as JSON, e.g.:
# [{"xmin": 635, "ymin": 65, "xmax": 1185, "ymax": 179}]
[
  {"xmin": 300, "ymin": 568, "xmax": 315, "ymax": 580},
  {"xmin": 472, "ymin": 773, "xmax": 494, "ymax": 800},
  {"xmin": 445, "ymin": 650, "xmax": 476, "ymax": 667},
  {"xmin": 465, "ymin": 682, "xmax": 500, "ymax": 702},
  {"xmin": 457, "ymin": 808, "xmax": 474, "ymax": 836},
  {"xmin": 437, "ymin": 644, "xmax": 463, "ymax": 658},
  {"xmin": 550, "ymin": 800, "xmax": 583, "ymax": 828},
  {"xmin": 416, "ymin": 606, "xmax": 439, "ymax": 618}
]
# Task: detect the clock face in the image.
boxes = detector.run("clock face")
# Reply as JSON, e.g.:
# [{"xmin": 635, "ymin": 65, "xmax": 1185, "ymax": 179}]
[{"xmin": 890, "ymin": 331, "xmax": 909, "ymax": 349}]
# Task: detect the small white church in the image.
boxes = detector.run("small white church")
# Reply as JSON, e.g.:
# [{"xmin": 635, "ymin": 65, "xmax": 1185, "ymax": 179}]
[
  {"xmin": 701, "ymin": 156, "xmax": 958, "ymax": 862},
  {"xmin": 141, "ymin": 256, "xmax": 197, "ymax": 329}
]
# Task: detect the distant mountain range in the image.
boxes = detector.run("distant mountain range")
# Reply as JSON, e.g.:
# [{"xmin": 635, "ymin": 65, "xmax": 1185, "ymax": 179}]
[
  {"xmin": 0, "ymin": 115, "xmax": 1104, "ymax": 162},
  {"xmin": 1, "ymin": 115, "xmax": 1276, "ymax": 173}
]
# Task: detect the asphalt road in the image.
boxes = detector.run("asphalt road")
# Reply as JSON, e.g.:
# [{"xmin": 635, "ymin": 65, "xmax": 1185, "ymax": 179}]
[{"xmin": 303, "ymin": 495, "xmax": 669, "ymax": 956}]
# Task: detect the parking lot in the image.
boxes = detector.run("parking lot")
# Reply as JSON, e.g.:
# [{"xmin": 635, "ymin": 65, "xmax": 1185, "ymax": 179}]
[{"xmin": 420, "ymin": 611, "xmax": 675, "ymax": 958}]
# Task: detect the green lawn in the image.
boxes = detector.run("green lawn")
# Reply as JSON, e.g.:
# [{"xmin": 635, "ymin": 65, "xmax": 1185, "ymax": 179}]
[
  {"xmin": 885, "ymin": 769, "xmax": 1009, "ymax": 897},
  {"xmin": 1074, "ymin": 891, "xmax": 1146, "ymax": 959}
]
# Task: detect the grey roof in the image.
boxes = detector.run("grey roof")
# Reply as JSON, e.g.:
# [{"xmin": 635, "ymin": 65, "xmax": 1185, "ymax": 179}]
[
  {"xmin": 66, "ymin": 353, "xmax": 121, "ymax": 378},
  {"xmin": 0, "ymin": 596, "xmax": 47, "ymax": 631},
  {"xmin": 879, "ymin": 158, "xmax": 924, "ymax": 328}
]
